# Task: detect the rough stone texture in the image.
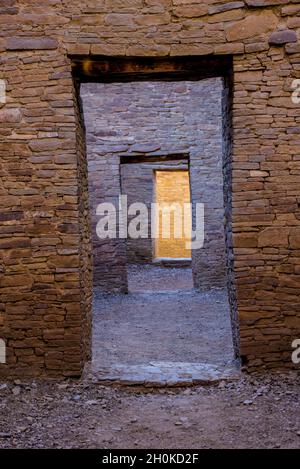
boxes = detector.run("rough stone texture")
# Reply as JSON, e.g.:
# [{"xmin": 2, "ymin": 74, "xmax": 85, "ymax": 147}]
[
  {"xmin": 94, "ymin": 362, "xmax": 240, "ymax": 387},
  {"xmin": 269, "ymin": 30, "xmax": 297, "ymax": 46},
  {"xmin": 0, "ymin": 1, "xmax": 300, "ymax": 376},
  {"xmin": 81, "ymin": 79, "xmax": 226, "ymax": 288}
]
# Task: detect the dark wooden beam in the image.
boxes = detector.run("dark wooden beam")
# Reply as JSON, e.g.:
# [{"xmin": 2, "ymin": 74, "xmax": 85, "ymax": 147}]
[
  {"xmin": 70, "ymin": 56, "xmax": 233, "ymax": 83},
  {"xmin": 120, "ymin": 153, "xmax": 189, "ymax": 165}
]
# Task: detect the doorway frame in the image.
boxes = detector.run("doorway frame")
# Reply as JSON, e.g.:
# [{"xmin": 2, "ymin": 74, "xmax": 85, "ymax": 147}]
[{"xmin": 71, "ymin": 55, "xmax": 239, "ymax": 364}]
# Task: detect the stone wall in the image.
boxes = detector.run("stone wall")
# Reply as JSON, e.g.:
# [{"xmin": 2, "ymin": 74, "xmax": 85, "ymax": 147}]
[
  {"xmin": 0, "ymin": 0, "xmax": 300, "ymax": 376},
  {"xmin": 74, "ymin": 81, "xmax": 93, "ymax": 369},
  {"xmin": 81, "ymin": 79, "xmax": 227, "ymax": 290},
  {"xmin": 0, "ymin": 51, "xmax": 91, "ymax": 378}
]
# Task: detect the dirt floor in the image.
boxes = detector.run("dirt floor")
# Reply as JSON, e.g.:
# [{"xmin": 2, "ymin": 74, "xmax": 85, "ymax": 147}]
[
  {"xmin": 0, "ymin": 372, "xmax": 299, "ymax": 449},
  {"xmin": 92, "ymin": 266, "xmax": 235, "ymax": 375}
]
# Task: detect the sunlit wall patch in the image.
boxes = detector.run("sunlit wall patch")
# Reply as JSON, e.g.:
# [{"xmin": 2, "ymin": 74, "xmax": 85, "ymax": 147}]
[
  {"xmin": 0, "ymin": 339, "xmax": 6, "ymax": 364},
  {"xmin": 291, "ymin": 79, "xmax": 300, "ymax": 105},
  {"xmin": 0, "ymin": 79, "xmax": 6, "ymax": 106},
  {"xmin": 292, "ymin": 339, "xmax": 300, "ymax": 365}
]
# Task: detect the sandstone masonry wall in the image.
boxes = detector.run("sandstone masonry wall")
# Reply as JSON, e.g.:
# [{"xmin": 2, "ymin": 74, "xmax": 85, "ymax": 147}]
[{"xmin": 0, "ymin": 0, "xmax": 300, "ymax": 376}]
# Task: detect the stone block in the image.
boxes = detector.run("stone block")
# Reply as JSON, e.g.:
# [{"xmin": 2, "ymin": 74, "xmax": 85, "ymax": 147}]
[
  {"xmin": 245, "ymin": 0, "xmax": 286, "ymax": 6},
  {"xmin": 285, "ymin": 43, "xmax": 300, "ymax": 54},
  {"xmin": 91, "ymin": 43, "xmax": 126, "ymax": 55},
  {"xmin": 214, "ymin": 43, "xmax": 245, "ymax": 55},
  {"xmin": 289, "ymin": 228, "xmax": 300, "ymax": 249},
  {"xmin": 6, "ymin": 37, "xmax": 58, "ymax": 50},
  {"xmin": 269, "ymin": 30, "xmax": 297, "ymax": 46},
  {"xmin": 233, "ymin": 233, "xmax": 258, "ymax": 248},
  {"xmin": 225, "ymin": 11, "xmax": 278, "ymax": 42},
  {"xmin": 173, "ymin": 5, "xmax": 208, "ymax": 18},
  {"xmin": 258, "ymin": 227, "xmax": 289, "ymax": 248},
  {"xmin": 209, "ymin": 2, "xmax": 245, "ymax": 15},
  {"xmin": 0, "ymin": 108, "xmax": 22, "ymax": 123},
  {"xmin": 208, "ymin": 9, "xmax": 245, "ymax": 23}
]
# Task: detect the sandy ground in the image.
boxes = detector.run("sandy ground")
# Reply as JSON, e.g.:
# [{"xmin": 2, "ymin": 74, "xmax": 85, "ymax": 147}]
[
  {"xmin": 0, "ymin": 372, "xmax": 299, "ymax": 449},
  {"xmin": 93, "ymin": 266, "xmax": 234, "ymax": 370}
]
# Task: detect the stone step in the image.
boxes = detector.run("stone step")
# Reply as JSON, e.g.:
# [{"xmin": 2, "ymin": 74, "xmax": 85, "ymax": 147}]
[{"xmin": 92, "ymin": 361, "xmax": 241, "ymax": 387}]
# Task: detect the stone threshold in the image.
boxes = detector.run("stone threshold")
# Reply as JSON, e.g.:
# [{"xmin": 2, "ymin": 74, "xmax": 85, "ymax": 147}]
[
  {"xmin": 127, "ymin": 289, "xmax": 195, "ymax": 295},
  {"xmin": 92, "ymin": 361, "xmax": 241, "ymax": 387},
  {"xmin": 152, "ymin": 258, "xmax": 192, "ymax": 268}
]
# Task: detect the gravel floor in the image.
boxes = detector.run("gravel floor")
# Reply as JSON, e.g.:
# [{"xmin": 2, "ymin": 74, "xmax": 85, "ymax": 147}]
[
  {"xmin": 127, "ymin": 265, "xmax": 194, "ymax": 292},
  {"xmin": 0, "ymin": 372, "xmax": 299, "ymax": 449},
  {"xmin": 92, "ymin": 266, "xmax": 235, "ymax": 371}
]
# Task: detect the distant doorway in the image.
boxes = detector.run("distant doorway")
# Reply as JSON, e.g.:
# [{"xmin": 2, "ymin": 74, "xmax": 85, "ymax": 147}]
[
  {"xmin": 75, "ymin": 56, "xmax": 239, "ymax": 384},
  {"xmin": 154, "ymin": 169, "xmax": 192, "ymax": 261}
]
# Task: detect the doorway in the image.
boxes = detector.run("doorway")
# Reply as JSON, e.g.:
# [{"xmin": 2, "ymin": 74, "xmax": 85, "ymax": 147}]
[{"xmin": 74, "ymin": 56, "xmax": 239, "ymax": 383}]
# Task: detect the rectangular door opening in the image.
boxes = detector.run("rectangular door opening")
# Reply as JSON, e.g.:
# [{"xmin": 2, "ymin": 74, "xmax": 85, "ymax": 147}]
[
  {"xmin": 73, "ymin": 56, "xmax": 240, "ymax": 384},
  {"xmin": 154, "ymin": 169, "xmax": 192, "ymax": 262}
]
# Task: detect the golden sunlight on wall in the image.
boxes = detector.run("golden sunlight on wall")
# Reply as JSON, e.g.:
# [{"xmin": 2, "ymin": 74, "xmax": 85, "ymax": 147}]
[{"xmin": 155, "ymin": 170, "xmax": 191, "ymax": 259}]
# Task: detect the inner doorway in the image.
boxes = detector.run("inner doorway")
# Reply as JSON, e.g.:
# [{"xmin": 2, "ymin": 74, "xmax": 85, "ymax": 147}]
[{"xmin": 120, "ymin": 152, "xmax": 194, "ymax": 293}]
